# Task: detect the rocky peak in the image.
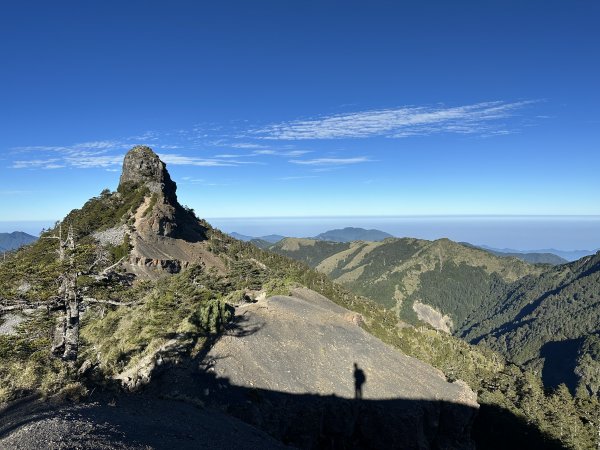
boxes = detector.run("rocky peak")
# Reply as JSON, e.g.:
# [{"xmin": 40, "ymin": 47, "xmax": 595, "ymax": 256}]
[
  {"xmin": 116, "ymin": 146, "xmax": 207, "ymax": 257},
  {"xmin": 119, "ymin": 146, "xmax": 177, "ymax": 203}
]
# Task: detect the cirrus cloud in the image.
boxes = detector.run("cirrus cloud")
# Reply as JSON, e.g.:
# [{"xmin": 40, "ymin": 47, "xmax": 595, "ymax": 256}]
[
  {"xmin": 253, "ymin": 100, "xmax": 537, "ymax": 140},
  {"xmin": 289, "ymin": 157, "xmax": 371, "ymax": 166}
]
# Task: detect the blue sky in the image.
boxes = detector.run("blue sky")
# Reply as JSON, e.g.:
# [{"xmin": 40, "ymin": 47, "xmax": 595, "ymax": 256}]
[{"xmin": 1, "ymin": 1, "xmax": 599, "ymax": 226}]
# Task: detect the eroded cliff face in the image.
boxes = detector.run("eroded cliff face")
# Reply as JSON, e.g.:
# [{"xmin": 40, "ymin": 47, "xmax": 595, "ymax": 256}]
[
  {"xmin": 116, "ymin": 146, "xmax": 219, "ymax": 275},
  {"xmin": 119, "ymin": 145, "xmax": 203, "ymax": 240}
]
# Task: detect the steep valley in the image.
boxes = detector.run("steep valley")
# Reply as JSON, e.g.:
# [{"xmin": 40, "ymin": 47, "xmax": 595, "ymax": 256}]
[{"xmin": 270, "ymin": 235, "xmax": 600, "ymax": 403}]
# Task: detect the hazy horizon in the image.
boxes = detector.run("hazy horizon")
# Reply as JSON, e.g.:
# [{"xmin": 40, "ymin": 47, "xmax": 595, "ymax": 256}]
[{"xmin": 3, "ymin": 215, "xmax": 599, "ymax": 252}]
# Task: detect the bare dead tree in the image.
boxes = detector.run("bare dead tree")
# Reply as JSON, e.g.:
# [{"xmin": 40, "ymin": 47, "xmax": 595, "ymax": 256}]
[
  {"xmin": 43, "ymin": 223, "xmax": 69, "ymax": 261},
  {"xmin": 63, "ymin": 225, "xmax": 79, "ymax": 363},
  {"xmin": 50, "ymin": 224, "xmax": 80, "ymax": 365}
]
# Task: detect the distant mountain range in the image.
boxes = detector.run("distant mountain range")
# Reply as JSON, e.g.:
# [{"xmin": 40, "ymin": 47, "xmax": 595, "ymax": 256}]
[
  {"xmin": 461, "ymin": 242, "xmax": 568, "ymax": 265},
  {"xmin": 314, "ymin": 227, "xmax": 393, "ymax": 242},
  {"xmin": 229, "ymin": 227, "xmax": 393, "ymax": 245},
  {"xmin": 229, "ymin": 232, "xmax": 286, "ymax": 243},
  {"xmin": 0, "ymin": 231, "xmax": 37, "ymax": 252},
  {"xmin": 230, "ymin": 228, "xmax": 591, "ymax": 264},
  {"xmin": 477, "ymin": 244, "xmax": 597, "ymax": 262}
]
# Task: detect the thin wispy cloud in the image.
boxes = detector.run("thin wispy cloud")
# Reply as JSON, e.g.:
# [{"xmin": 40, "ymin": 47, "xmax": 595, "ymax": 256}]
[
  {"xmin": 285, "ymin": 150, "xmax": 312, "ymax": 157},
  {"xmin": 159, "ymin": 154, "xmax": 252, "ymax": 167},
  {"xmin": 252, "ymin": 149, "xmax": 311, "ymax": 157},
  {"xmin": 181, "ymin": 176, "xmax": 230, "ymax": 186},
  {"xmin": 11, "ymin": 159, "xmax": 65, "ymax": 169},
  {"xmin": 253, "ymin": 149, "xmax": 277, "ymax": 155},
  {"xmin": 278, "ymin": 175, "xmax": 318, "ymax": 180},
  {"xmin": 6, "ymin": 100, "xmax": 537, "ymax": 172},
  {"xmin": 213, "ymin": 149, "xmax": 312, "ymax": 159},
  {"xmin": 8, "ymin": 134, "xmax": 261, "ymax": 170},
  {"xmin": 289, "ymin": 157, "xmax": 370, "ymax": 166},
  {"xmin": 229, "ymin": 142, "xmax": 264, "ymax": 149},
  {"xmin": 253, "ymin": 100, "xmax": 537, "ymax": 140},
  {"xmin": 11, "ymin": 139, "xmax": 132, "ymax": 169},
  {"xmin": 213, "ymin": 154, "xmax": 245, "ymax": 159},
  {"xmin": 67, "ymin": 154, "xmax": 125, "ymax": 168}
]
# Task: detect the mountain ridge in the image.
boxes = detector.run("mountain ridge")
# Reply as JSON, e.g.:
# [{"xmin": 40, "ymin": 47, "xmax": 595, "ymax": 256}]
[
  {"xmin": 477, "ymin": 244, "xmax": 598, "ymax": 262},
  {"xmin": 0, "ymin": 232, "xmax": 37, "ymax": 253},
  {"xmin": 314, "ymin": 227, "xmax": 393, "ymax": 242},
  {"xmin": 461, "ymin": 250, "xmax": 600, "ymax": 395},
  {"xmin": 460, "ymin": 242, "xmax": 568, "ymax": 265},
  {"xmin": 270, "ymin": 236, "xmax": 544, "ymax": 330}
]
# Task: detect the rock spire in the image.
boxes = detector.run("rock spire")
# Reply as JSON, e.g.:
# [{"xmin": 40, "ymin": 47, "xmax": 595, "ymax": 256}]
[{"xmin": 119, "ymin": 145, "xmax": 177, "ymax": 203}]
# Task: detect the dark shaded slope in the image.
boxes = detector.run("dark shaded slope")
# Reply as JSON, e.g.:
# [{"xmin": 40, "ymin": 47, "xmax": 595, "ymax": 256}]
[
  {"xmin": 0, "ymin": 380, "xmax": 565, "ymax": 450},
  {"xmin": 462, "ymin": 252, "xmax": 600, "ymax": 393},
  {"xmin": 0, "ymin": 394, "xmax": 286, "ymax": 450}
]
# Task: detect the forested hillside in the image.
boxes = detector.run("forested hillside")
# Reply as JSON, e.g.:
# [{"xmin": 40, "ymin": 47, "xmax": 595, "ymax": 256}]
[
  {"xmin": 462, "ymin": 251, "xmax": 600, "ymax": 396},
  {"xmin": 270, "ymin": 237, "xmax": 543, "ymax": 330}
]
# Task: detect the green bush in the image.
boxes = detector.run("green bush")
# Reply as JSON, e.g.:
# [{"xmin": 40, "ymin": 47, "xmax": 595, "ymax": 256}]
[{"xmin": 190, "ymin": 299, "xmax": 234, "ymax": 334}]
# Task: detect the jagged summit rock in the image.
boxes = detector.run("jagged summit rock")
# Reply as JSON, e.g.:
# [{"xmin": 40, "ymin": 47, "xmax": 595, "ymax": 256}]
[
  {"xmin": 119, "ymin": 145, "xmax": 177, "ymax": 204},
  {"xmin": 113, "ymin": 146, "xmax": 220, "ymax": 276},
  {"xmin": 118, "ymin": 145, "xmax": 200, "ymax": 239}
]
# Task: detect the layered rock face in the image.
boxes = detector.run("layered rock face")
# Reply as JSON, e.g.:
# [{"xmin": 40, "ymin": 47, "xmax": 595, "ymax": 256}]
[
  {"xmin": 116, "ymin": 146, "xmax": 218, "ymax": 275},
  {"xmin": 120, "ymin": 146, "xmax": 187, "ymax": 239}
]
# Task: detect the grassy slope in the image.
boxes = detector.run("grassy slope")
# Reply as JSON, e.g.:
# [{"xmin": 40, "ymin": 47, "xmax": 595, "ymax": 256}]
[{"xmin": 270, "ymin": 237, "xmax": 543, "ymax": 330}]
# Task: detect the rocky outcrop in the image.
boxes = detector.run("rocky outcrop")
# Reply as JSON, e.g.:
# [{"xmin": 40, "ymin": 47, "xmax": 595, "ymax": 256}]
[
  {"xmin": 113, "ymin": 146, "xmax": 215, "ymax": 275},
  {"xmin": 119, "ymin": 145, "xmax": 178, "ymax": 204},
  {"xmin": 128, "ymin": 256, "xmax": 189, "ymax": 274},
  {"xmin": 152, "ymin": 289, "xmax": 479, "ymax": 449},
  {"xmin": 92, "ymin": 225, "xmax": 127, "ymax": 247},
  {"xmin": 413, "ymin": 300, "xmax": 454, "ymax": 333},
  {"xmin": 119, "ymin": 146, "xmax": 206, "ymax": 242}
]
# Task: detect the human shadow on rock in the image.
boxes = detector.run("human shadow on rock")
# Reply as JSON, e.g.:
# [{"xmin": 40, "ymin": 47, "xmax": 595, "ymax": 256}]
[
  {"xmin": 146, "ymin": 356, "xmax": 565, "ymax": 450},
  {"xmin": 0, "ymin": 316, "xmax": 565, "ymax": 450}
]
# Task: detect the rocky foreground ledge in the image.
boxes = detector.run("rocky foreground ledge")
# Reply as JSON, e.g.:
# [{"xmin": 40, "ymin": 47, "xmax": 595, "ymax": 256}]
[
  {"xmin": 149, "ymin": 288, "xmax": 479, "ymax": 449},
  {"xmin": 0, "ymin": 288, "xmax": 478, "ymax": 449}
]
